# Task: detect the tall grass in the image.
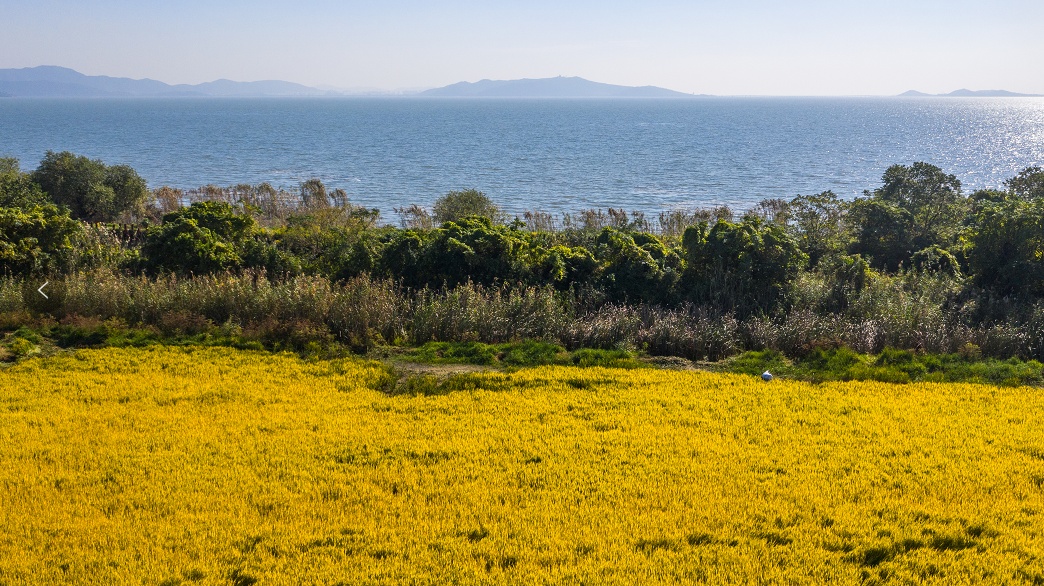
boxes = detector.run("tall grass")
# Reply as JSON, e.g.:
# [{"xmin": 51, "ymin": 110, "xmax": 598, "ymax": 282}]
[
  {"xmin": 3, "ymin": 269, "xmax": 1043, "ymax": 360},
  {"xmin": 410, "ymin": 282, "xmax": 570, "ymax": 344}
]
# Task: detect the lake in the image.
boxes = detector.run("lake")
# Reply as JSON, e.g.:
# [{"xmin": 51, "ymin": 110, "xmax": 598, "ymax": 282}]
[{"xmin": 1, "ymin": 97, "xmax": 1042, "ymax": 217}]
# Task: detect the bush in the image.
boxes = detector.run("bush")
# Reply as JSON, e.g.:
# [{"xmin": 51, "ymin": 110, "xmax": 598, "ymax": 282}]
[
  {"xmin": 432, "ymin": 189, "xmax": 505, "ymax": 224},
  {"xmin": 595, "ymin": 228, "xmax": 679, "ymax": 304},
  {"xmin": 140, "ymin": 202, "xmax": 257, "ymax": 275},
  {"xmin": 0, "ymin": 204, "xmax": 81, "ymax": 276},
  {"xmin": 409, "ymin": 217, "xmax": 529, "ymax": 288}
]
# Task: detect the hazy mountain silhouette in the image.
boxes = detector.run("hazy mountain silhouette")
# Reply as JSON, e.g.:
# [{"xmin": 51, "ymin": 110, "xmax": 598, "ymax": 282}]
[
  {"xmin": 899, "ymin": 88, "xmax": 1041, "ymax": 97},
  {"xmin": 422, "ymin": 76, "xmax": 698, "ymax": 98},
  {"xmin": 0, "ymin": 66, "xmax": 328, "ymax": 97}
]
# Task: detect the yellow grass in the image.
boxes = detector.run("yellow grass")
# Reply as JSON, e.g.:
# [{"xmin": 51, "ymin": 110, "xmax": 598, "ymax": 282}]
[{"xmin": 1, "ymin": 346, "xmax": 1044, "ymax": 584}]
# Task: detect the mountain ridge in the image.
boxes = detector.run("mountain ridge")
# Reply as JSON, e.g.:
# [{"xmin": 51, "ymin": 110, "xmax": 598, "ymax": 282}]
[
  {"xmin": 899, "ymin": 88, "xmax": 1042, "ymax": 97},
  {"xmin": 0, "ymin": 66, "xmax": 329, "ymax": 98},
  {"xmin": 421, "ymin": 76, "xmax": 699, "ymax": 98}
]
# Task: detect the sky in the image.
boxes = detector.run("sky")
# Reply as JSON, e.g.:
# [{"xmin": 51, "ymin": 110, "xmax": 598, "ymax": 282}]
[{"xmin": 2, "ymin": 0, "xmax": 1043, "ymax": 96}]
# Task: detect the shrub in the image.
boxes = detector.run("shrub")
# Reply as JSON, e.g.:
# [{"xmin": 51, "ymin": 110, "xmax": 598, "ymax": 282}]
[
  {"xmin": 432, "ymin": 189, "xmax": 505, "ymax": 224},
  {"xmin": 595, "ymin": 228, "xmax": 679, "ymax": 304},
  {"xmin": 421, "ymin": 217, "xmax": 528, "ymax": 288},
  {"xmin": 0, "ymin": 204, "xmax": 81, "ymax": 276},
  {"xmin": 140, "ymin": 202, "xmax": 256, "ymax": 275}
]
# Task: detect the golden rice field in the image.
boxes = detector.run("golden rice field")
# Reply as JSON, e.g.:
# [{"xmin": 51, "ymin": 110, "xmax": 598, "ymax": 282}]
[{"xmin": 2, "ymin": 347, "xmax": 1044, "ymax": 585}]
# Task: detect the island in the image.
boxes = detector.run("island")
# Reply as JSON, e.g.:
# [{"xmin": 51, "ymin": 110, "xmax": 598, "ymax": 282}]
[{"xmin": 421, "ymin": 76, "xmax": 700, "ymax": 98}]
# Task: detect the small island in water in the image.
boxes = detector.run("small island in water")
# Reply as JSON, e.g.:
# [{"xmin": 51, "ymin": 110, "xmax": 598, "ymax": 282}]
[
  {"xmin": 899, "ymin": 88, "xmax": 1042, "ymax": 97},
  {"xmin": 420, "ymin": 76, "xmax": 700, "ymax": 98}
]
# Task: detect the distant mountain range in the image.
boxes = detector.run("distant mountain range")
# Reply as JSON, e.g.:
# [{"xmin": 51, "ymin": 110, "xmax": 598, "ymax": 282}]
[
  {"xmin": 421, "ymin": 76, "xmax": 698, "ymax": 98},
  {"xmin": 899, "ymin": 88, "xmax": 1042, "ymax": 97},
  {"xmin": 10, "ymin": 67, "xmax": 1035, "ymax": 100},
  {"xmin": 0, "ymin": 66, "xmax": 329, "ymax": 98},
  {"xmin": 0, "ymin": 68, "xmax": 699, "ymax": 99}
]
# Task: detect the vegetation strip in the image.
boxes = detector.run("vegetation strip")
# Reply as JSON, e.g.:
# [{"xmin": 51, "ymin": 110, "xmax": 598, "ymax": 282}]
[{"xmin": 4, "ymin": 154, "xmax": 1044, "ymax": 368}]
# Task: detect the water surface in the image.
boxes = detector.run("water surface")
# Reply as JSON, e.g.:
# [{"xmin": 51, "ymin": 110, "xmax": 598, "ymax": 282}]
[{"xmin": 1, "ymin": 97, "xmax": 1042, "ymax": 216}]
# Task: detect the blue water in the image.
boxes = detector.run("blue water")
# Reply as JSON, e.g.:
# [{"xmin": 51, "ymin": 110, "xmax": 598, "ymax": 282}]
[{"xmin": 1, "ymin": 97, "xmax": 1043, "ymax": 216}]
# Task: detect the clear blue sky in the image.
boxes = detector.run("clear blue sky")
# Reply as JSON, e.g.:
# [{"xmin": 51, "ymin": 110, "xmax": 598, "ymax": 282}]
[{"xmin": 2, "ymin": 0, "xmax": 1042, "ymax": 95}]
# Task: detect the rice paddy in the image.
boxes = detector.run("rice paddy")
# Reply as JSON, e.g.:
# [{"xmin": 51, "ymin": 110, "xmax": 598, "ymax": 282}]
[{"xmin": 1, "ymin": 346, "xmax": 1043, "ymax": 584}]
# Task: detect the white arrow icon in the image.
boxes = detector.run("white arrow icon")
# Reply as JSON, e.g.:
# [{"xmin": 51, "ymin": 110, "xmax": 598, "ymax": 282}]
[{"xmin": 38, "ymin": 281, "xmax": 49, "ymax": 299}]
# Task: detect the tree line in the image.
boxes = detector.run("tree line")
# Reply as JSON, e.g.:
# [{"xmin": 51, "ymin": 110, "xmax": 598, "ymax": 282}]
[{"xmin": 3, "ymin": 150, "xmax": 1044, "ymax": 358}]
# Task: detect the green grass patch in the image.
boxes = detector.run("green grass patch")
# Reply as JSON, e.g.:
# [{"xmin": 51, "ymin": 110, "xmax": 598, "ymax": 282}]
[
  {"xmin": 402, "ymin": 341, "xmax": 643, "ymax": 369},
  {"xmin": 725, "ymin": 346, "xmax": 1044, "ymax": 387},
  {"xmin": 725, "ymin": 349, "xmax": 791, "ymax": 378},
  {"xmin": 405, "ymin": 341, "xmax": 500, "ymax": 365},
  {"xmin": 569, "ymin": 348, "xmax": 643, "ymax": 369},
  {"xmin": 501, "ymin": 340, "xmax": 565, "ymax": 366}
]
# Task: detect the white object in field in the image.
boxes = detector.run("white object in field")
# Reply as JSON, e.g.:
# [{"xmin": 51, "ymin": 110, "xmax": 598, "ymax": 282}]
[{"xmin": 762, "ymin": 371, "xmax": 773, "ymax": 381}]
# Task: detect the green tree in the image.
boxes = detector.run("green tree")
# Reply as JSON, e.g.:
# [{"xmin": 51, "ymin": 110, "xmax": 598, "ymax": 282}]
[
  {"xmin": 432, "ymin": 189, "xmax": 505, "ymax": 225},
  {"xmin": 422, "ymin": 217, "xmax": 527, "ymax": 287},
  {"xmin": 787, "ymin": 191, "xmax": 849, "ymax": 268},
  {"xmin": 531, "ymin": 244, "xmax": 597, "ymax": 289},
  {"xmin": 140, "ymin": 202, "xmax": 257, "ymax": 275},
  {"xmin": 849, "ymin": 163, "xmax": 966, "ymax": 271},
  {"xmin": 0, "ymin": 158, "xmax": 49, "ymax": 209},
  {"xmin": 378, "ymin": 229, "xmax": 429, "ymax": 287},
  {"xmin": 594, "ymin": 228, "xmax": 680, "ymax": 304},
  {"xmin": 1005, "ymin": 166, "xmax": 1044, "ymax": 201},
  {"xmin": 847, "ymin": 198, "xmax": 913, "ymax": 272},
  {"xmin": 910, "ymin": 245, "xmax": 961, "ymax": 277},
  {"xmin": 967, "ymin": 198, "xmax": 1044, "ymax": 296},
  {"xmin": 31, "ymin": 151, "xmax": 149, "ymax": 222},
  {"xmin": 682, "ymin": 217, "xmax": 806, "ymax": 315},
  {"xmin": 0, "ymin": 204, "xmax": 81, "ymax": 276},
  {"xmin": 875, "ymin": 162, "xmax": 965, "ymax": 244},
  {"xmin": 171, "ymin": 201, "xmax": 255, "ymax": 241},
  {"xmin": 372, "ymin": 218, "xmax": 528, "ymax": 288},
  {"xmin": 104, "ymin": 164, "xmax": 150, "ymax": 220}
]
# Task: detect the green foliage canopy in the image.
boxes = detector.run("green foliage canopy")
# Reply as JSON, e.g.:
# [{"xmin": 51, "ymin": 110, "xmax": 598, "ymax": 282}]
[
  {"xmin": 1005, "ymin": 166, "xmax": 1044, "ymax": 201},
  {"xmin": 595, "ymin": 228, "xmax": 680, "ymax": 304},
  {"xmin": 968, "ymin": 197, "xmax": 1044, "ymax": 296},
  {"xmin": 787, "ymin": 191, "xmax": 849, "ymax": 268},
  {"xmin": 0, "ymin": 158, "xmax": 49, "ymax": 209},
  {"xmin": 141, "ymin": 202, "xmax": 257, "ymax": 275},
  {"xmin": 432, "ymin": 189, "xmax": 505, "ymax": 225},
  {"xmin": 31, "ymin": 151, "xmax": 149, "ymax": 222},
  {"xmin": 682, "ymin": 217, "xmax": 806, "ymax": 315},
  {"xmin": 849, "ymin": 163, "xmax": 966, "ymax": 271},
  {"xmin": 0, "ymin": 204, "xmax": 81, "ymax": 276}
]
